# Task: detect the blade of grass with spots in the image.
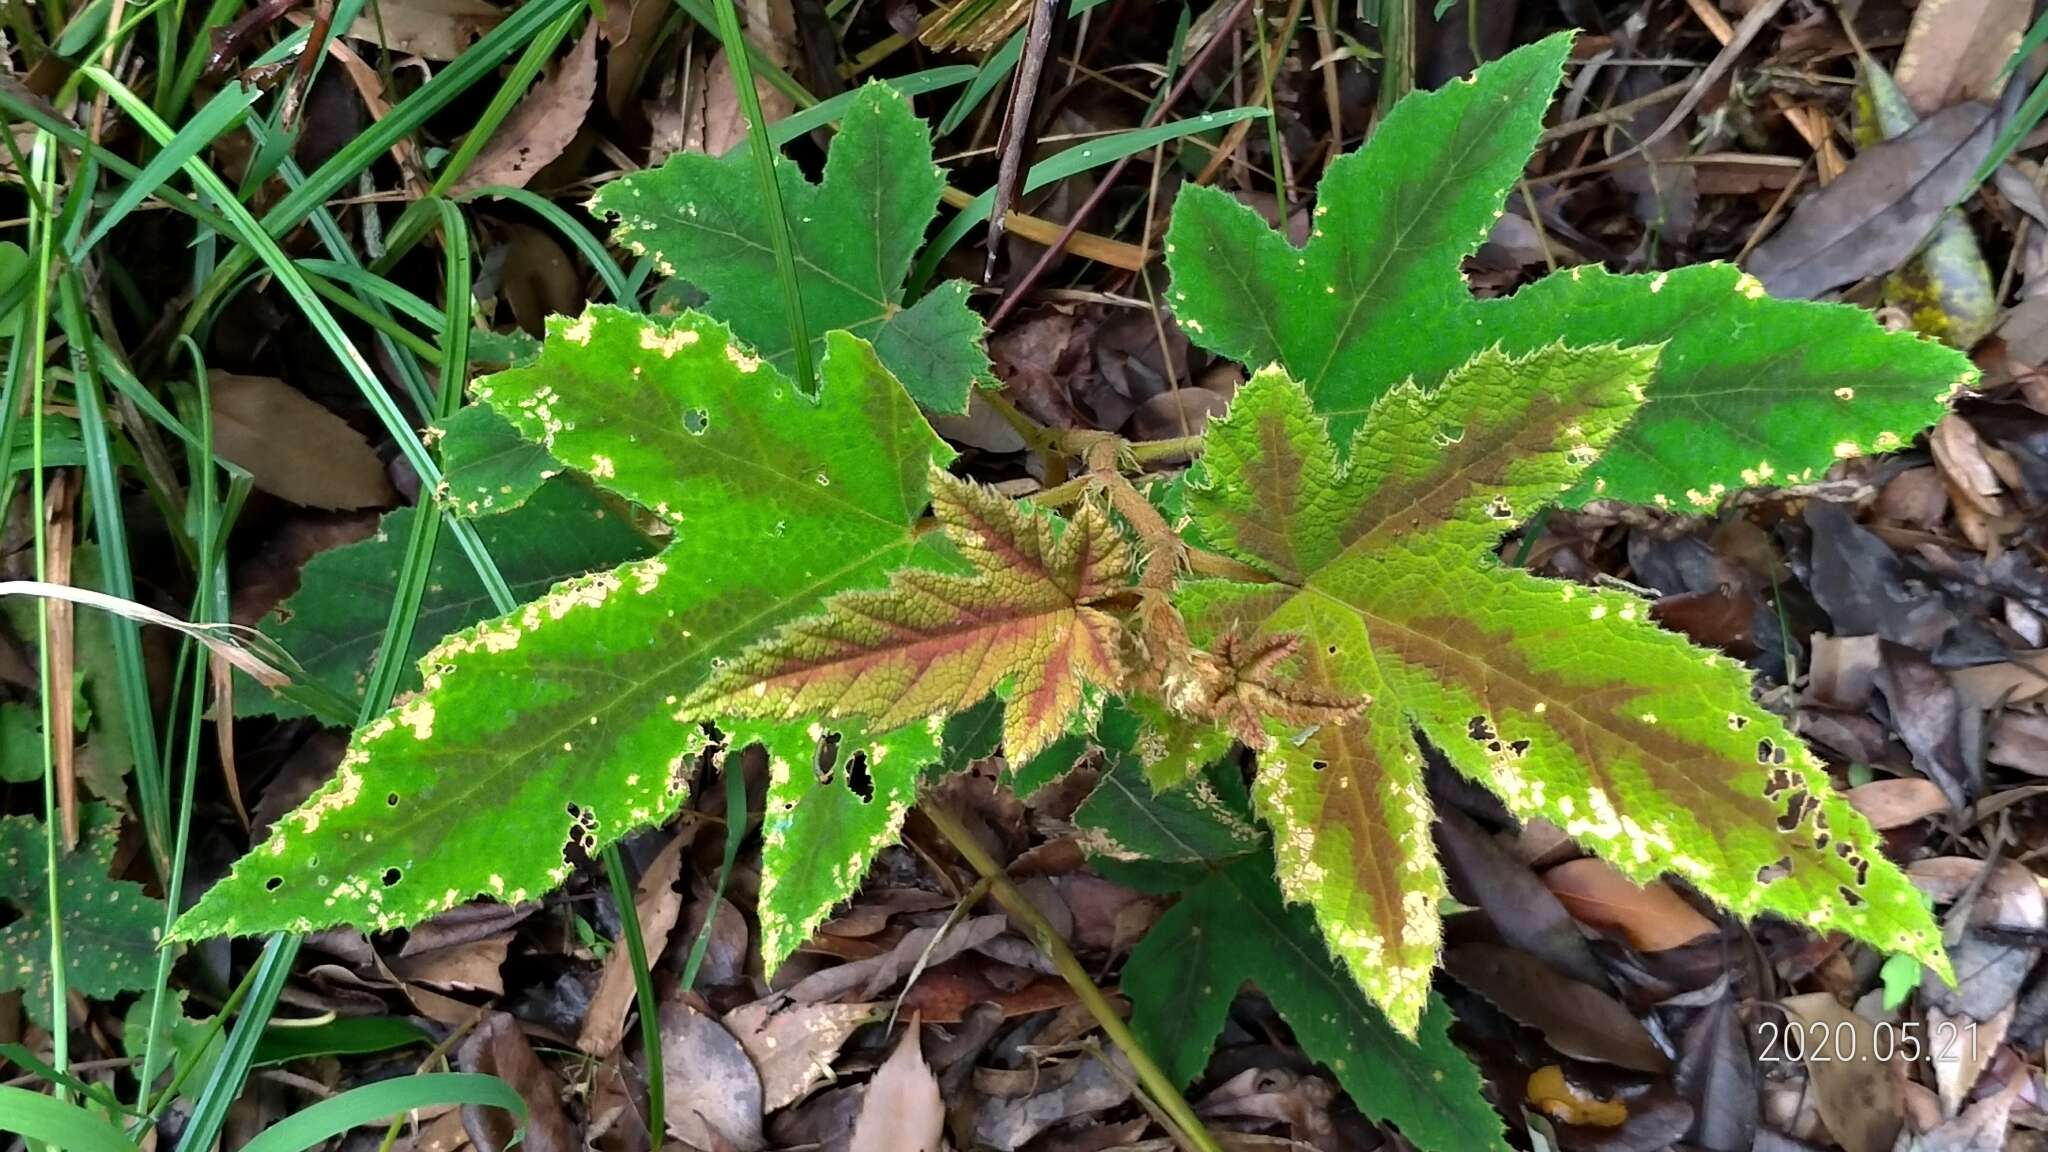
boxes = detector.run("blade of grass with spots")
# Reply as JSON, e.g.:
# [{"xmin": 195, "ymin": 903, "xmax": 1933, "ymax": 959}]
[
  {"xmin": 1163, "ymin": 31, "xmax": 1972, "ymax": 507},
  {"xmin": 1178, "ymin": 347, "xmax": 1948, "ymax": 1035},
  {"xmin": 595, "ymin": 83, "xmax": 990, "ymax": 414},
  {"xmin": 173, "ymin": 310, "xmax": 954, "ymax": 939}
]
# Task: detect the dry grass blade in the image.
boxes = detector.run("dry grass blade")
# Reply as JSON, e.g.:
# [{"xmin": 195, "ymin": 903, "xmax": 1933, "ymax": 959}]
[{"xmin": 0, "ymin": 582, "xmax": 290, "ymax": 687}]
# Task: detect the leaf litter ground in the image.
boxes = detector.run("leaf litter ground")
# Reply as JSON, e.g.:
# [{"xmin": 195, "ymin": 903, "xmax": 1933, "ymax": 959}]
[{"xmin": 21, "ymin": 3, "xmax": 2048, "ymax": 1152}]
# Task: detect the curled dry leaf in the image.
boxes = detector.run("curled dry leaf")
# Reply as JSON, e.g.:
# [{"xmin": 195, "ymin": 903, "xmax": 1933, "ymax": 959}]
[
  {"xmin": 208, "ymin": 372, "xmax": 394, "ymax": 511},
  {"xmin": 1929, "ymin": 1001, "xmax": 2012, "ymax": 1116},
  {"xmin": 1436, "ymin": 805, "xmax": 1608, "ymax": 987},
  {"xmin": 1541, "ymin": 857, "xmax": 1717, "ymax": 952},
  {"xmin": 785, "ymin": 914, "xmax": 1008, "ymax": 1003},
  {"xmin": 1673, "ymin": 994, "xmax": 1757, "ymax": 1152},
  {"xmin": 453, "ymin": 24, "xmax": 598, "ymax": 194},
  {"xmin": 850, "ymin": 1023, "xmax": 943, "ymax": 1152},
  {"xmin": 975, "ymin": 1051, "xmax": 1135, "ymax": 1151}
]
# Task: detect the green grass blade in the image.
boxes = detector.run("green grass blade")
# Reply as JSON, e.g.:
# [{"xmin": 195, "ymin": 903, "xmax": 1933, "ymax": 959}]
[
  {"xmin": 770, "ymin": 65, "xmax": 979, "ymax": 143},
  {"xmin": 1971, "ymin": 74, "xmax": 2048, "ymax": 188},
  {"xmin": 374, "ymin": 6, "xmax": 584, "ymax": 273},
  {"xmin": 603, "ymin": 847, "xmax": 664, "ymax": 1137},
  {"xmin": 179, "ymin": 0, "xmax": 582, "ymax": 329},
  {"xmin": 708, "ymin": 0, "xmax": 815, "ymax": 392},
  {"xmin": 78, "ymin": 66, "xmax": 516, "ymax": 622},
  {"xmin": 0, "ymin": 1087, "xmax": 139, "ymax": 1152},
  {"xmin": 293, "ymin": 260, "xmax": 446, "ymax": 327},
  {"xmin": 2000, "ymin": 10, "xmax": 2048, "ymax": 83},
  {"xmin": 678, "ymin": 763, "xmax": 749, "ymax": 994},
  {"xmin": 237, "ymin": 1074, "xmax": 523, "ymax": 1152},
  {"xmin": 907, "ymin": 105, "xmax": 1269, "ymax": 294},
  {"xmin": 24, "ymin": 130, "xmax": 67, "ymax": 1093},
  {"xmin": 938, "ymin": 30, "xmax": 1026, "ymax": 136},
  {"xmin": 455, "ymin": 185, "xmax": 635, "ymax": 306},
  {"xmin": 76, "ymin": 83, "xmax": 262, "ymax": 256},
  {"xmin": 59, "ymin": 273, "xmax": 171, "ymax": 867}
]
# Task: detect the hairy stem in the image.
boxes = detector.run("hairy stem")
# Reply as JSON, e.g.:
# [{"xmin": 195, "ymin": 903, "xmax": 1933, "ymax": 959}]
[{"xmin": 918, "ymin": 801, "xmax": 1224, "ymax": 1152}]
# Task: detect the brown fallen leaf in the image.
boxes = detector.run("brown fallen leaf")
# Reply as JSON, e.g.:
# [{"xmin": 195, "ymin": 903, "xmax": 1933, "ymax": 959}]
[
  {"xmin": 1444, "ymin": 943, "xmax": 1669, "ymax": 1072},
  {"xmin": 1673, "ymin": 993, "xmax": 1757, "ymax": 1152},
  {"xmin": 1806, "ymin": 633, "xmax": 1882, "ymax": 709},
  {"xmin": 457, "ymin": 1012, "xmax": 574, "ymax": 1152},
  {"xmin": 1777, "ymin": 993, "xmax": 1900, "ymax": 1152},
  {"xmin": 1438, "ymin": 806, "xmax": 1609, "ymax": 987},
  {"xmin": 343, "ymin": 0, "xmax": 504, "ymax": 60},
  {"xmin": 603, "ymin": 0, "xmax": 670, "ymax": 119},
  {"xmin": 1541, "ymin": 857, "xmax": 1717, "ymax": 952},
  {"xmin": 1930, "ymin": 414, "xmax": 2011, "ymax": 551},
  {"xmin": 386, "ymin": 930, "xmax": 510, "ymax": 995},
  {"xmin": 1904, "ymin": 1066, "xmax": 2024, "ymax": 1151},
  {"xmin": 578, "ymin": 829, "xmax": 688, "ymax": 1057},
  {"xmin": 1949, "ymin": 652, "xmax": 2048, "ymax": 710},
  {"xmin": 453, "ymin": 24, "xmax": 597, "ymax": 193},
  {"xmin": 1929, "ymin": 1001, "xmax": 2012, "ymax": 1116},
  {"xmin": 1894, "ymin": 0, "xmax": 2030, "ymax": 115},
  {"xmin": 1845, "ymin": 778, "xmax": 1951, "ymax": 829},
  {"xmin": 974, "ymin": 1051, "xmax": 1136, "ymax": 1151},
  {"xmin": 1746, "ymin": 100, "xmax": 1997, "ymax": 299},
  {"xmin": 1875, "ymin": 641, "xmax": 1971, "ymax": 811},
  {"xmin": 660, "ymin": 997, "xmax": 766, "ymax": 1151},
  {"xmin": 723, "ymin": 998, "xmax": 879, "ymax": 1111},
  {"xmin": 850, "ymin": 1023, "xmax": 943, "ymax": 1152},
  {"xmin": 209, "ymin": 372, "xmax": 394, "ymax": 510},
  {"xmin": 895, "ymin": 962, "xmax": 1078, "ymax": 1022},
  {"xmin": 785, "ymin": 914, "xmax": 1007, "ymax": 1003},
  {"xmin": 1988, "ymin": 712, "xmax": 2048, "ymax": 774},
  {"xmin": 1196, "ymin": 1067, "xmax": 1336, "ymax": 1146},
  {"xmin": 699, "ymin": 0, "xmax": 796, "ymax": 156}
]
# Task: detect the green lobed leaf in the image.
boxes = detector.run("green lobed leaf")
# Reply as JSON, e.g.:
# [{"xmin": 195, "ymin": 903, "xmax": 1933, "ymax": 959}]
[
  {"xmin": 690, "ymin": 473, "xmax": 1132, "ymax": 964},
  {"xmin": 1179, "ymin": 348, "xmax": 1949, "ymax": 1035},
  {"xmin": 435, "ymin": 404, "xmax": 560, "ymax": 517},
  {"xmin": 0, "ymin": 805, "xmax": 164, "ymax": 1026},
  {"xmin": 596, "ymin": 83, "xmax": 990, "ymax": 414},
  {"xmin": 1008, "ymin": 731, "xmax": 1091, "ymax": 799},
  {"xmin": 752, "ymin": 715, "xmax": 942, "ymax": 970},
  {"xmin": 1, "ymin": 701, "xmax": 45, "ymax": 783},
  {"xmin": 239, "ymin": 479, "xmax": 653, "ymax": 720},
  {"xmin": 689, "ymin": 472, "xmax": 1130, "ymax": 765},
  {"xmin": 1163, "ymin": 31, "xmax": 1973, "ymax": 507},
  {"xmin": 1126, "ymin": 861, "xmax": 1507, "ymax": 1152},
  {"xmin": 1085, "ymin": 765, "xmax": 1503, "ymax": 1152},
  {"xmin": 124, "ymin": 989, "xmax": 224, "ymax": 1098},
  {"xmin": 1075, "ymin": 702, "xmax": 1259, "ymax": 865},
  {"xmin": 174, "ymin": 309, "xmax": 954, "ymax": 939}
]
